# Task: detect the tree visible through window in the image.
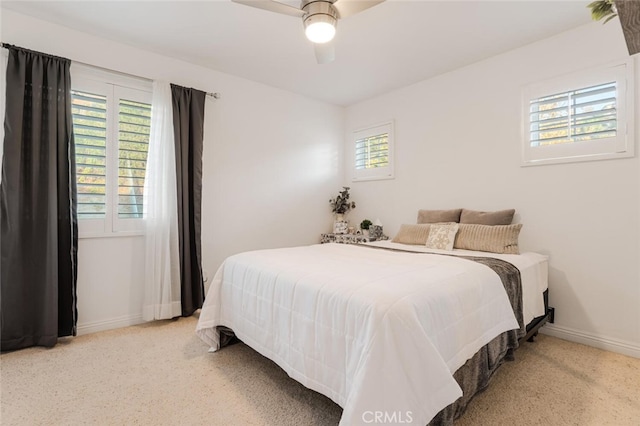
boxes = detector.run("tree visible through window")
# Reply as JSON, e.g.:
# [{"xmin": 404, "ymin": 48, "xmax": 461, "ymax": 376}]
[
  {"xmin": 72, "ymin": 90, "xmax": 108, "ymax": 219},
  {"xmin": 355, "ymin": 133, "xmax": 389, "ymax": 170},
  {"xmin": 529, "ymin": 82, "xmax": 617, "ymax": 147},
  {"xmin": 72, "ymin": 94, "xmax": 151, "ymax": 221},
  {"xmin": 352, "ymin": 121, "xmax": 394, "ymax": 181},
  {"xmin": 118, "ymin": 99, "xmax": 151, "ymax": 219}
]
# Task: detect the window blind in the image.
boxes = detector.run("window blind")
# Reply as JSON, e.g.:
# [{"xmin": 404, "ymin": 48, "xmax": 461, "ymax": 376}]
[
  {"xmin": 72, "ymin": 90, "xmax": 108, "ymax": 219},
  {"xmin": 355, "ymin": 133, "xmax": 389, "ymax": 170},
  {"xmin": 529, "ymin": 82, "xmax": 617, "ymax": 147},
  {"xmin": 117, "ymin": 99, "xmax": 151, "ymax": 219}
]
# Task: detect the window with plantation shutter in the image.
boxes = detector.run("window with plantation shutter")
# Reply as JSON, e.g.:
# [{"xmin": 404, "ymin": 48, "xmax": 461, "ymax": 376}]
[
  {"xmin": 522, "ymin": 60, "xmax": 634, "ymax": 166},
  {"xmin": 529, "ymin": 82, "xmax": 617, "ymax": 147},
  {"xmin": 355, "ymin": 133, "xmax": 389, "ymax": 170},
  {"xmin": 118, "ymin": 99, "xmax": 151, "ymax": 219},
  {"xmin": 352, "ymin": 121, "xmax": 394, "ymax": 182},
  {"xmin": 72, "ymin": 90, "xmax": 108, "ymax": 219},
  {"xmin": 71, "ymin": 64, "xmax": 152, "ymax": 236}
]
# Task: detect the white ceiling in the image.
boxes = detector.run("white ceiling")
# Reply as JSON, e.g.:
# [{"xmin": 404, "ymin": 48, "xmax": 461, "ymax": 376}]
[{"xmin": 2, "ymin": 0, "xmax": 593, "ymax": 106}]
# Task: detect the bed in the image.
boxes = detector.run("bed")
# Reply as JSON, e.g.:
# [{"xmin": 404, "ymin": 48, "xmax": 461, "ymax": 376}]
[{"xmin": 196, "ymin": 240, "xmax": 551, "ymax": 425}]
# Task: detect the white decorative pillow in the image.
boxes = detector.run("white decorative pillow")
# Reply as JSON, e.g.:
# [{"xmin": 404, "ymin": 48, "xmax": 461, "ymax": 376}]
[{"xmin": 425, "ymin": 223, "xmax": 459, "ymax": 251}]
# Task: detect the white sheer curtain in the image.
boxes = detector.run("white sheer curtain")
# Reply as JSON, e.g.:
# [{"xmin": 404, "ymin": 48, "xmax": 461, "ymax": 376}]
[{"xmin": 142, "ymin": 81, "xmax": 181, "ymax": 320}]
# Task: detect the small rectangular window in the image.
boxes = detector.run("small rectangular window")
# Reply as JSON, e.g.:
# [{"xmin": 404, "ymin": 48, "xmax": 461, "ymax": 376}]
[
  {"xmin": 355, "ymin": 133, "xmax": 389, "ymax": 170},
  {"xmin": 522, "ymin": 60, "xmax": 634, "ymax": 166},
  {"xmin": 352, "ymin": 121, "xmax": 394, "ymax": 181},
  {"xmin": 529, "ymin": 82, "xmax": 617, "ymax": 147}
]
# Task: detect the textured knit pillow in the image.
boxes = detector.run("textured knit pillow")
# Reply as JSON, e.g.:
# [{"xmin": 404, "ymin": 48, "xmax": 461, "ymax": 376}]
[
  {"xmin": 417, "ymin": 208, "xmax": 462, "ymax": 224},
  {"xmin": 392, "ymin": 224, "xmax": 431, "ymax": 245},
  {"xmin": 460, "ymin": 209, "xmax": 515, "ymax": 225},
  {"xmin": 454, "ymin": 223, "xmax": 522, "ymax": 254},
  {"xmin": 425, "ymin": 223, "xmax": 459, "ymax": 251}
]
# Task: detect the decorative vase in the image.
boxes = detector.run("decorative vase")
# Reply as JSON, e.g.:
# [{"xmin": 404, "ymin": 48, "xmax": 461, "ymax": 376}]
[{"xmin": 333, "ymin": 213, "xmax": 348, "ymax": 234}]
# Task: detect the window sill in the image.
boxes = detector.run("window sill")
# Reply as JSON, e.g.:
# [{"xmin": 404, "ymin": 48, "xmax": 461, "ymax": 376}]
[
  {"xmin": 521, "ymin": 150, "xmax": 634, "ymax": 167},
  {"xmin": 352, "ymin": 173, "xmax": 395, "ymax": 182},
  {"xmin": 78, "ymin": 230, "xmax": 145, "ymax": 240}
]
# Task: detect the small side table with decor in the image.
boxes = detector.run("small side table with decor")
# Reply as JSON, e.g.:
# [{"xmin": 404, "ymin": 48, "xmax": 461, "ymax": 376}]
[{"xmin": 320, "ymin": 233, "xmax": 388, "ymax": 244}]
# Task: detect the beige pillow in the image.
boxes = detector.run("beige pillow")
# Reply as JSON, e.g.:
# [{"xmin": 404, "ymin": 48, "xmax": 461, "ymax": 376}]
[
  {"xmin": 454, "ymin": 223, "xmax": 522, "ymax": 254},
  {"xmin": 425, "ymin": 223, "xmax": 459, "ymax": 251},
  {"xmin": 460, "ymin": 209, "xmax": 515, "ymax": 225},
  {"xmin": 392, "ymin": 224, "xmax": 431, "ymax": 245},
  {"xmin": 417, "ymin": 208, "xmax": 462, "ymax": 224}
]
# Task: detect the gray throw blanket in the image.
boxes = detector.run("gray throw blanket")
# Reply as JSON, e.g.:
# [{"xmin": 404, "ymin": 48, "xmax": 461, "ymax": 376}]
[
  {"xmin": 429, "ymin": 255, "xmax": 525, "ymax": 425},
  {"xmin": 457, "ymin": 255, "xmax": 525, "ymax": 335}
]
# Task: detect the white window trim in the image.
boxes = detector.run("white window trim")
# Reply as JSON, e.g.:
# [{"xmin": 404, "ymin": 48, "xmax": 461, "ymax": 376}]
[
  {"xmin": 72, "ymin": 63, "xmax": 151, "ymax": 93},
  {"xmin": 351, "ymin": 120, "xmax": 395, "ymax": 182},
  {"xmin": 521, "ymin": 59, "xmax": 635, "ymax": 167},
  {"xmin": 71, "ymin": 64, "xmax": 152, "ymax": 238}
]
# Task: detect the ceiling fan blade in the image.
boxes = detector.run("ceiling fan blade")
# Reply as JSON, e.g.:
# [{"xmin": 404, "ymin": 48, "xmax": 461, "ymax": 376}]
[
  {"xmin": 314, "ymin": 42, "xmax": 335, "ymax": 64},
  {"xmin": 232, "ymin": 0, "xmax": 305, "ymax": 18},
  {"xmin": 333, "ymin": 0, "xmax": 385, "ymax": 19}
]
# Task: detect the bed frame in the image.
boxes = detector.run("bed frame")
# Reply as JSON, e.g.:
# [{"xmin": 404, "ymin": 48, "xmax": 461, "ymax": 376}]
[{"xmin": 520, "ymin": 289, "xmax": 555, "ymax": 344}]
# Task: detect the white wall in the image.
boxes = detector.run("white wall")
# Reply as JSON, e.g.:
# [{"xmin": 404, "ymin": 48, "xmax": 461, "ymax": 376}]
[
  {"xmin": 1, "ymin": 9, "xmax": 344, "ymax": 334},
  {"xmin": 345, "ymin": 22, "xmax": 640, "ymax": 358}
]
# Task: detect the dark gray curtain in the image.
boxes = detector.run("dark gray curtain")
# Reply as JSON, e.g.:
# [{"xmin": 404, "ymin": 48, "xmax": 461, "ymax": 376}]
[
  {"xmin": 170, "ymin": 84, "xmax": 205, "ymax": 316},
  {"xmin": 1, "ymin": 45, "xmax": 78, "ymax": 351}
]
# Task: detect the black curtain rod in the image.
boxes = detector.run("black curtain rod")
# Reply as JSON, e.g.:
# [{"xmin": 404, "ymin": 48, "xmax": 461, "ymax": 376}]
[{"xmin": 1, "ymin": 42, "xmax": 221, "ymax": 99}]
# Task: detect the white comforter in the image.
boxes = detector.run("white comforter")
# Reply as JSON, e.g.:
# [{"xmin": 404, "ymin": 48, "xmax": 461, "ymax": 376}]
[{"xmin": 196, "ymin": 243, "xmax": 542, "ymax": 425}]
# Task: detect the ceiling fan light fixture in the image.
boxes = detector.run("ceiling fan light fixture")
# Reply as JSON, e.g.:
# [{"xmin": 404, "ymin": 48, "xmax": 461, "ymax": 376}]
[
  {"xmin": 305, "ymin": 19, "xmax": 336, "ymax": 43},
  {"xmin": 302, "ymin": 0, "xmax": 338, "ymax": 44},
  {"xmin": 232, "ymin": 0, "xmax": 387, "ymax": 63}
]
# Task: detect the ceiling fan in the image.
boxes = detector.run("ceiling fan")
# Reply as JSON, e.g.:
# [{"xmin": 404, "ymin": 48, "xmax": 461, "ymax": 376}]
[{"xmin": 232, "ymin": 0, "xmax": 385, "ymax": 64}]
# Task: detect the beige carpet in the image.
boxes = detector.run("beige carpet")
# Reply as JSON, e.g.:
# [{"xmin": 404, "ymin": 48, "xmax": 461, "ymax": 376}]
[{"xmin": 1, "ymin": 316, "xmax": 638, "ymax": 425}]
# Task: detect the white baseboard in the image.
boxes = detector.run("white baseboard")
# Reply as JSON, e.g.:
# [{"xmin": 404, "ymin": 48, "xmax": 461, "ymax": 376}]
[
  {"xmin": 540, "ymin": 324, "xmax": 640, "ymax": 359},
  {"xmin": 77, "ymin": 313, "xmax": 145, "ymax": 336}
]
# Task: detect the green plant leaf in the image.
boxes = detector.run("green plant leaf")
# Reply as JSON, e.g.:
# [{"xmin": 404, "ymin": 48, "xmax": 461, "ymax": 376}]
[{"xmin": 587, "ymin": 0, "xmax": 616, "ymax": 22}]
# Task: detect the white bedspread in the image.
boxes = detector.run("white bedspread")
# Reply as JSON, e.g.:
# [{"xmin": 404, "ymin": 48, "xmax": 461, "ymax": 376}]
[
  {"xmin": 196, "ymin": 243, "xmax": 543, "ymax": 425},
  {"xmin": 367, "ymin": 241, "xmax": 549, "ymax": 326}
]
